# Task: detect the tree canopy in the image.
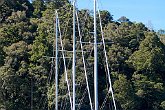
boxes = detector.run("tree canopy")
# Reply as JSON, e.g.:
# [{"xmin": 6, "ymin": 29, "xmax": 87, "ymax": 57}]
[{"xmin": 0, "ymin": 0, "xmax": 165, "ymax": 110}]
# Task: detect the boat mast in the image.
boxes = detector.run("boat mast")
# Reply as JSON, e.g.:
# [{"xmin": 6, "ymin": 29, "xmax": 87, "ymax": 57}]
[
  {"xmin": 72, "ymin": 0, "xmax": 76, "ymax": 110},
  {"xmin": 55, "ymin": 10, "xmax": 59, "ymax": 110},
  {"xmin": 94, "ymin": 0, "xmax": 98, "ymax": 110}
]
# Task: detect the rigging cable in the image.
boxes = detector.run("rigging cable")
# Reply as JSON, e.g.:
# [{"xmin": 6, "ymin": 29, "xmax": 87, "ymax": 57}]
[
  {"xmin": 58, "ymin": 5, "xmax": 73, "ymax": 110},
  {"xmin": 76, "ymin": 7, "xmax": 93, "ymax": 110},
  {"xmin": 96, "ymin": 0, "xmax": 117, "ymax": 110},
  {"xmin": 57, "ymin": 11, "xmax": 73, "ymax": 109}
]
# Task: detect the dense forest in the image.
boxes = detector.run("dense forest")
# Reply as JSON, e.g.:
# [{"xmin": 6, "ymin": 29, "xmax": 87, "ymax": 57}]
[{"xmin": 1, "ymin": 0, "xmax": 165, "ymax": 110}]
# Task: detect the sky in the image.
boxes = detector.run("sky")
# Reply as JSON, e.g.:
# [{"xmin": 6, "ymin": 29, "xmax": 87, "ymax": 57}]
[{"xmin": 74, "ymin": 0, "xmax": 165, "ymax": 31}]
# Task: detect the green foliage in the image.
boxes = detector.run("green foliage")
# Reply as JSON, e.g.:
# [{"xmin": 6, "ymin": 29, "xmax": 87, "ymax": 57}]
[
  {"xmin": 158, "ymin": 29, "xmax": 165, "ymax": 45},
  {"xmin": 132, "ymin": 73, "xmax": 164, "ymax": 110},
  {"xmin": 108, "ymin": 44, "xmax": 132, "ymax": 72},
  {"xmin": 32, "ymin": 0, "xmax": 45, "ymax": 18},
  {"xmin": 161, "ymin": 101, "xmax": 165, "ymax": 109},
  {"xmin": 0, "ymin": 41, "xmax": 31, "ymax": 110},
  {"xmin": 113, "ymin": 74, "xmax": 136, "ymax": 110},
  {"xmin": 0, "ymin": 0, "xmax": 165, "ymax": 110},
  {"xmin": 104, "ymin": 22, "xmax": 146, "ymax": 51},
  {"xmin": 97, "ymin": 10, "xmax": 113, "ymax": 27},
  {"xmin": 127, "ymin": 33, "xmax": 165, "ymax": 74},
  {"xmin": 118, "ymin": 16, "xmax": 130, "ymax": 23}
]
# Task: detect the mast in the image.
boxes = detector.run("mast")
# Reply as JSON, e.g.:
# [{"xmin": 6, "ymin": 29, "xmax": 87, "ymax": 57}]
[
  {"xmin": 94, "ymin": 0, "xmax": 98, "ymax": 110},
  {"xmin": 55, "ymin": 10, "xmax": 59, "ymax": 110},
  {"xmin": 72, "ymin": 0, "xmax": 76, "ymax": 110}
]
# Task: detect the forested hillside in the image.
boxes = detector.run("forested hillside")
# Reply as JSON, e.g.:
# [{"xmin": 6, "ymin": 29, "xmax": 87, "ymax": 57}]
[{"xmin": 1, "ymin": 0, "xmax": 165, "ymax": 110}]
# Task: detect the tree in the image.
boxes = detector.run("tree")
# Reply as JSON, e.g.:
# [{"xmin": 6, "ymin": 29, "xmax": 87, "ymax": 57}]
[
  {"xmin": 158, "ymin": 29, "xmax": 165, "ymax": 45},
  {"xmin": 158, "ymin": 29, "xmax": 165, "ymax": 35},
  {"xmin": 127, "ymin": 32, "xmax": 165, "ymax": 78},
  {"xmin": 118, "ymin": 16, "xmax": 130, "ymax": 23},
  {"xmin": 104, "ymin": 22, "xmax": 146, "ymax": 51},
  {"xmin": 126, "ymin": 32, "xmax": 165, "ymax": 109},
  {"xmin": 32, "ymin": 0, "xmax": 45, "ymax": 17},
  {"xmin": 1, "ymin": 0, "xmax": 165, "ymax": 109},
  {"xmin": 113, "ymin": 74, "xmax": 137, "ymax": 110},
  {"xmin": 0, "ymin": 41, "xmax": 31, "ymax": 110},
  {"xmin": 97, "ymin": 10, "xmax": 113, "ymax": 27},
  {"xmin": 132, "ymin": 73, "xmax": 164, "ymax": 110},
  {"xmin": 0, "ymin": 0, "xmax": 33, "ymax": 20},
  {"xmin": 108, "ymin": 44, "xmax": 132, "ymax": 75}
]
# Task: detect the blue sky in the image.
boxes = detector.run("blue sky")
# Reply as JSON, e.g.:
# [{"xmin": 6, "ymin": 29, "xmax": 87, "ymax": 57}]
[{"xmin": 74, "ymin": 0, "xmax": 165, "ymax": 31}]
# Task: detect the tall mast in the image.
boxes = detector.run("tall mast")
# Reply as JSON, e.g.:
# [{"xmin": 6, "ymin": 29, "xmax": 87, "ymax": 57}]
[
  {"xmin": 55, "ymin": 10, "xmax": 59, "ymax": 110},
  {"xmin": 94, "ymin": 0, "xmax": 98, "ymax": 110},
  {"xmin": 72, "ymin": 0, "xmax": 76, "ymax": 110}
]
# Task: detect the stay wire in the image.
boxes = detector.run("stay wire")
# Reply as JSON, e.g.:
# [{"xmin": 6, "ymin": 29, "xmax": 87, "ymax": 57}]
[
  {"xmin": 75, "ymin": 5, "xmax": 93, "ymax": 110},
  {"xmin": 96, "ymin": 0, "xmax": 117, "ymax": 110},
  {"xmin": 58, "ymin": 6, "xmax": 73, "ymax": 110},
  {"xmin": 57, "ymin": 11, "xmax": 73, "ymax": 109}
]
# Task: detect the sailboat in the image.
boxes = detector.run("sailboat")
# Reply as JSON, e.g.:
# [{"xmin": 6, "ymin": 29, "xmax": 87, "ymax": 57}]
[{"xmin": 53, "ymin": 0, "xmax": 117, "ymax": 110}]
